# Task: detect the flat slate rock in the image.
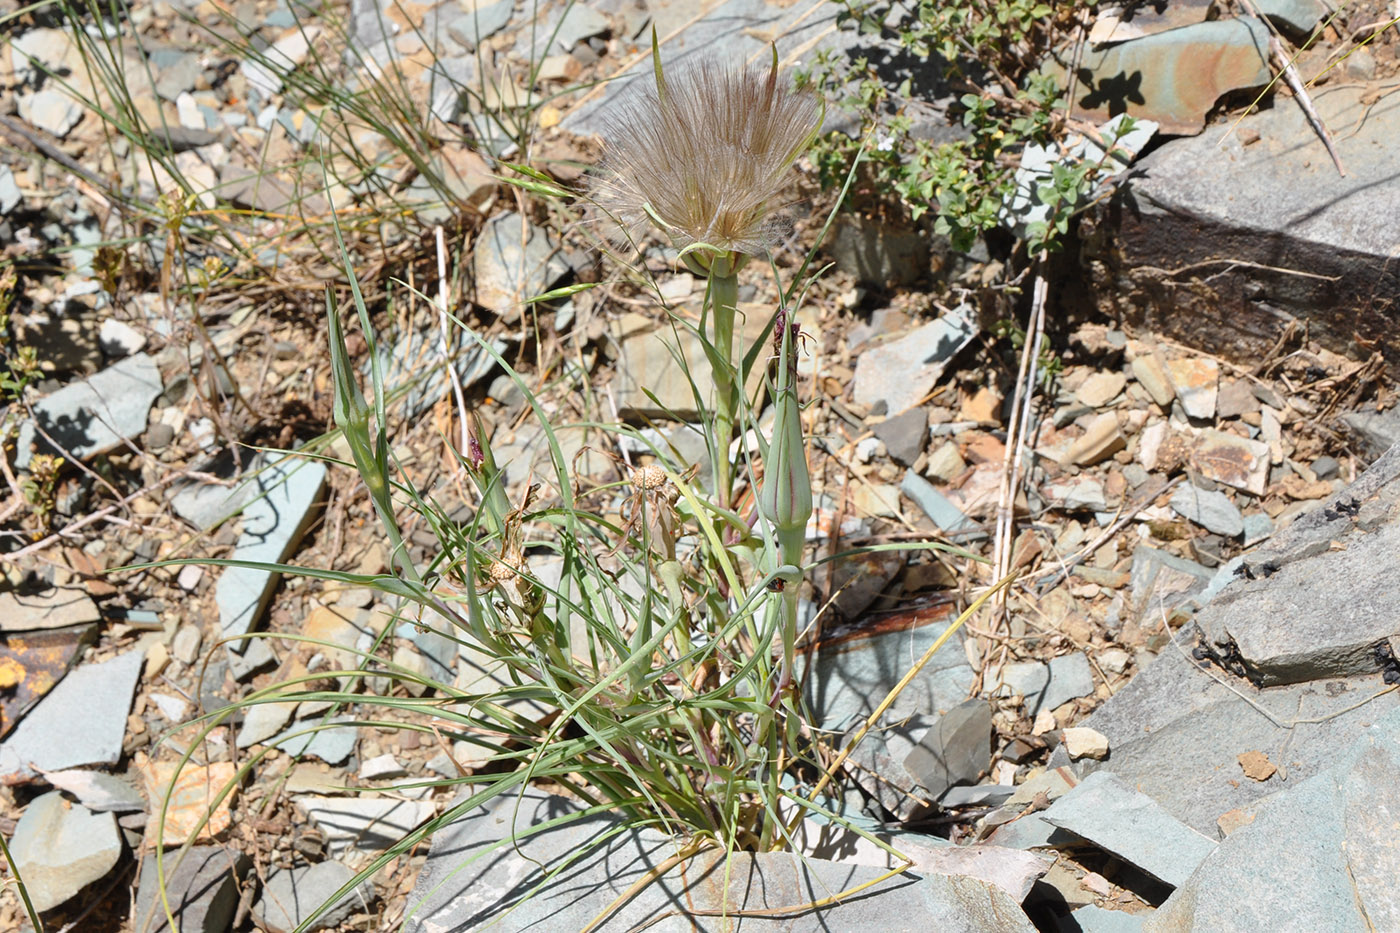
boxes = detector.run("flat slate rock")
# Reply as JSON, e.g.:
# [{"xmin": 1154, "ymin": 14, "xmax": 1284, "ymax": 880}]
[
  {"xmin": 1042, "ymin": 772, "xmax": 1216, "ymax": 888},
  {"xmin": 214, "ymin": 455, "xmax": 327, "ymax": 648},
  {"xmin": 800, "ymin": 603, "xmax": 976, "ymax": 819},
  {"xmin": 853, "ymin": 308, "xmax": 978, "ymax": 416},
  {"xmin": 1078, "ymin": 630, "xmax": 1400, "ymax": 835},
  {"xmin": 254, "ymin": 859, "xmax": 372, "ymax": 932},
  {"xmin": 294, "ymin": 794, "xmax": 436, "ymax": 855},
  {"xmin": 0, "ymin": 587, "xmax": 101, "ymax": 631},
  {"xmin": 0, "ymin": 648, "xmax": 144, "ymax": 780},
  {"xmin": 1145, "ymin": 706, "xmax": 1400, "ymax": 932},
  {"xmin": 1103, "ymin": 86, "xmax": 1400, "ymax": 373},
  {"xmin": 10, "ymin": 792, "xmax": 122, "ymax": 912},
  {"xmin": 404, "ymin": 788, "xmax": 1035, "ymax": 932},
  {"xmin": 1193, "ymin": 444, "xmax": 1400, "ymax": 685},
  {"xmin": 15, "ymin": 352, "xmax": 162, "ymax": 469},
  {"xmin": 134, "ymin": 846, "xmax": 249, "ymax": 933},
  {"xmin": 562, "ymin": 0, "xmax": 853, "ymax": 136}
]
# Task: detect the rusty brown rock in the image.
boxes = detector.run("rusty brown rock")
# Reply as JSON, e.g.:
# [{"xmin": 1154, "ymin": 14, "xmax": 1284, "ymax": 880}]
[{"xmin": 1050, "ymin": 18, "xmax": 1271, "ymax": 135}]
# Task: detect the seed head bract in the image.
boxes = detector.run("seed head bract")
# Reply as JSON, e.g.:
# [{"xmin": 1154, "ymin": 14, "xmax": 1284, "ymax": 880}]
[{"xmin": 589, "ymin": 50, "xmax": 823, "ymax": 260}]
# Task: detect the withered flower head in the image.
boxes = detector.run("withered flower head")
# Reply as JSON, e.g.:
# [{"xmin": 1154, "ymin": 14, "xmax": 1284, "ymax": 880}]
[{"xmin": 590, "ymin": 48, "xmax": 823, "ymax": 264}]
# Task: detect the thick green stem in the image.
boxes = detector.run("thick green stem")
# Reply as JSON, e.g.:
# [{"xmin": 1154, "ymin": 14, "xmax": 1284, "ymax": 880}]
[{"xmin": 708, "ymin": 270, "xmax": 740, "ymax": 509}]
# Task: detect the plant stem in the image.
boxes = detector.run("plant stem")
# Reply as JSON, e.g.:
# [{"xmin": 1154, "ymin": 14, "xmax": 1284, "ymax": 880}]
[{"xmin": 708, "ymin": 270, "xmax": 740, "ymax": 509}]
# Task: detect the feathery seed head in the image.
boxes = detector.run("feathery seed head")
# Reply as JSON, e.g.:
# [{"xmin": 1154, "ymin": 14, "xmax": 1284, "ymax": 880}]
[{"xmin": 589, "ymin": 49, "xmax": 823, "ymax": 268}]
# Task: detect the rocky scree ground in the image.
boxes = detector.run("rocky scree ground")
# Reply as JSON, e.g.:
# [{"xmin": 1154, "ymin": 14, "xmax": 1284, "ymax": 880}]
[{"xmin": 0, "ymin": 0, "xmax": 1399, "ymax": 930}]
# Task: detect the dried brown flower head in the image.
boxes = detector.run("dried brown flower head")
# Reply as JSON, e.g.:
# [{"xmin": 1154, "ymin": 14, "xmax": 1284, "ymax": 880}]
[{"xmin": 589, "ymin": 52, "xmax": 823, "ymax": 262}]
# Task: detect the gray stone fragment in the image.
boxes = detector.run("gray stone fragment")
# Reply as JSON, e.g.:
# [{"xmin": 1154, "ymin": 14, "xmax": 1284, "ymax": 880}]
[
  {"xmin": 1341, "ymin": 409, "xmax": 1400, "ymax": 459},
  {"xmin": 874, "ymin": 406, "xmax": 929, "ymax": 466},
  {"xmin": 0, "ymin": 649, "xmax": 144, "ymax": 780},
  {"xmin": 1197, "ymin": 505, "xmax": 1400, "ymax": 685},
  {"xmin": 266, "ymin": 717, "xmax": 358, "ymax": 766},
  {"xmin": 1042, "ymin": 652, "xmax": 1097, "ymax": 711},
  {"xmin": 15, "ymin": 352, "xmax": 162, "ymax": 469},
  {"xmin": 1241, "ymin": 512, "xmax": 1273, "ymax": 547},
  {"xmin": 0, "ymin": 586, "xmax": 100, "ymax": 631},
  {"xmin": 1129, "ymin": 545, "xmax": 1214, "ymax": 619},
  {"xmin": 172, "ymin": 624, "xmax": 203, "ymax": 665},
  {"xmin": 99, "ymin": 318, "xmax": 146, "ymax": 358},
  {"xmin": 134, "ymin": 846, "xmax": 249, "ymax": 933},
  {"xmin": 236, "ymin": 701, "xmax": 296, "ymax": 748},
  {"xmin": 1169, "ymin": 484, "xmax": 1243, "ymax": 537},
  {"xmin": 853, "ymin": 308, "xmax": 977, "ymax": 415},
  {"xmin": 904, "ymin": 698, "xmax": 992, "ymax": 799},
  {"xmin": 226, "ymin": 637, "xmax": 277, "ymax": 681},
  {"xmin": 18, "ymin": 88, "xmax": 84, "ymax": 137},
  {"xmin": 536, "ymin": 4, "xmax": 609, "ymax": 53},
  {"xmin": 1146, "ymin": 707, "xmax": 1400, "ymax": 932},
  {"xmin": 9, "ymin": 792, "xmax": 122, "ymax": 912},
  {"xmin": 562, "ymin": 0, "xmax": 854, "ymax": 137},
  {"xmin": 254, "ymin": 860, "xmax": 372, "ymax": 932},
  {"xmin": 42, "ymin": 768, "xmax": 145, "ymax": 812},
  {"xmin": 902, "ymin": 471, "xmax": 983, "ymax": 540},
  {"xmin": 1253, "ymin": 0, "xmax": 1326, "ymax": 33},
  {"xmin": 1072, "ymin": 904, "xmax": 1148, "ymax": 932},
  {"xmin": 404, "ymin": 788, "xmax": 1035, "ymax": 932},
  {"xmin": 939, "ymin": 784, "xmax": 1015, "ymax": 807},
  {"xmin": 1043, "ymin": 771, "xmax": 1216, "ymax": 887},
  {"xmin": 370, "ymin": 320, "xmax": 503, "ymax": 422},
  {"xmin": 443, "ymin": 0, "xmax": 513, "ymax": 49},
  {"xmin": 214, "ymin": 455, "xmax": 326, "ymax": 647},
  {"xmin": 294, "ymin": 794, "xmax": 436, "ymax": 856},
  {"xmin": 1104, "ymin": 86, "xmax": 1400, "ymax": 378},
  {"xmin": 0, "ymin": 165, "xmax": 20, "ymax": 214},
  {"xmin": 471, "ymin": 211, "xmax": 570, "ymax": 321},
  {"xmin": 801, "ymin": 606, "xmax": 974, "ymax": 820}
]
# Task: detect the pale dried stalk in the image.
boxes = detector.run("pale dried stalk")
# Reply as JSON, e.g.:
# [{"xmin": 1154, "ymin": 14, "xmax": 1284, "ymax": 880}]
[
  {"xmin": 991, "ymin": 272, "xmax": 1048, "ymax": 627},
  {"xmin": 435, "ymin": 225, "xmax": 469, "ymax": 455}
]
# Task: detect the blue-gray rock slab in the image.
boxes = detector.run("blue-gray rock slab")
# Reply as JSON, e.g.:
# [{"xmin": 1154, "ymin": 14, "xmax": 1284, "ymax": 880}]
[
  {"xmin": 254, "ymin": 859, "xmax": 373, "ymax": 933},
  {"xmin": 1144, "ymin": 706, "xmax": 1400, "ymax": 932},
  {"xmin": 265, "ymin": 715, "xmax": 359, "ymax": 766},
  {"xmin": 0, "ymin": 648, "xmax": 145, "ymax": 780},
  {"xmin": 902, "ymin": 471, "xmax": 983, "ymax": 541},
  {"xmin": 471, "ymin": 211, "xmax": 570, "ymax": 322},
  {"xmin": 800, "ymin": 605, "xmax": 975, "ymax": 819},
  {"xmin": 9, "ymin": 791, "xmax": 123, "ymax": 912},
  {"xmin": 0, "ymin": 586, "xmax": 100, "ymax": 631},
  {"xmin": 40, "ymin": 768, "xmax": 145, "ymax": 812},
  {"xmin": 903, "ymin": 698, "xmax": 993, "ymax": 799},
  {"xmin": 1042, "ymin": 652, "xmax": 1097, "ymax": 711},
  {"xmin": 214, "ymin": 455, "xmax": 327, "ymax": 645},
  {"xmin": 1252, "ymin": 0, "xmax": 1326, "ymax": 33},
  {"xmin": 294, "ymin": 793, "xmax": 437, "ymax": 856},
  {"xmin": 1169, "ymin": 484, "xmax": 1243, "ymax": 538},
  {"xmin": 853, "ymin": 308, "xmax": 979, "ymax": 416},
  {"xmin": 1189, "ymin": 443, "xmax": 1400, "ymax": 685},
  {"xmin": 1071, "ymin": 904, "xmax": 1148, "ymax": 932},
  {"xmin": 134, "ymin": 846, "xmax": 249, "ymax": 933},
  {"xmin": 1041, "ymin": 771, "xmax": 1216, "ymax": 888},
  {"xmin": 1077, "ymin": 627, "xmax": 1400, "ymax": 835},
  {"xmin": 561, "ymin": 0, "xmax": 853, "ymax": 137},
  {"xmin": 14, "ymin": 352, "xmax": 162, "ymax": 469},
  {"xmin": 1128, "ymin": 545, "xmax": 1214, "ymax": 620},
  {"xmin": 1049, "ymin": 18, "xmax": 1271, "ymax": 135},
  {"xmin": 1105, "ymin": 86, "xmax": 1400, "ymax": 374},
  {"xmin": 403, "ymin": 788, "xmax": 1036, "ymax": 932}
]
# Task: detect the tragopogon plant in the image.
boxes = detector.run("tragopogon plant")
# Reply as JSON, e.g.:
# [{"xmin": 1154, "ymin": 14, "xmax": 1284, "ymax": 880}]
[{"xmin": 590, "ymin": 37, "xmax": 824, "ymax": 507}]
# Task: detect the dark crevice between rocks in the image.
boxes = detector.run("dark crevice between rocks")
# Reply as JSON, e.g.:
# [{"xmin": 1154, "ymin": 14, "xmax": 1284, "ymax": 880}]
[
  {"xmin": 1374, "ymin": 641, "xmax": 1400, "ymax": 686},
  {"xmin": 1191, "ymin": 634, "xmax": 1260, "ymax": 685}
]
